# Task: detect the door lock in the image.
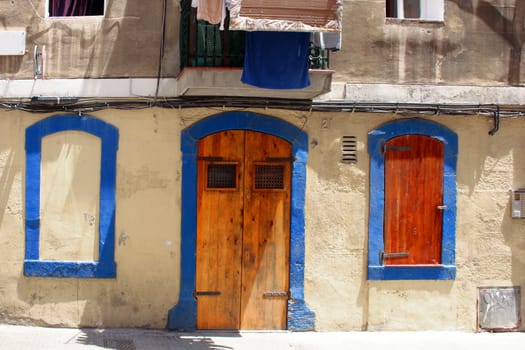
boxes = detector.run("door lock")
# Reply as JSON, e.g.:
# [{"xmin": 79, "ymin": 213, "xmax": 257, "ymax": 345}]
[{"xmin": 193, "ymin": 291, "xmax": 221, "ymax": 297}]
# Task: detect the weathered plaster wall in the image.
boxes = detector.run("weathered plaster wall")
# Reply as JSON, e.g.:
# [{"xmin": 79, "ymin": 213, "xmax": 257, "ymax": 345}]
[
  {"xmin": 1, "ymin": 1, "xmax": 524, "ymax": 85},
  {"xmin": 40, "ymin": 131, "xmax": 101, "ymax": 261},
  {"xmin": 0, "ymin": 1, "xmax": 180, "ymax": 79},
  {"xmin": 0, "ymin": 108, "xmax": 524, "ymax": 331},
  {"xmin": 304, "ymin": 112, "xmax": 525, "ymax": 331},
  {"xmin": 0, "ymin": 109, "xmax": 182, "ymax": 328},
  {"xmin": 334, "ymin": 0, "xmax": 525, "ymax": 85}
]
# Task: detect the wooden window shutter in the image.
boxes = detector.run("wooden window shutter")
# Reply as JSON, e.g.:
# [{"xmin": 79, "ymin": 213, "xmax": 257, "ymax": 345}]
[{"xmin": 229, "ymin": 0, "xmax": 342, "ymax": 32}]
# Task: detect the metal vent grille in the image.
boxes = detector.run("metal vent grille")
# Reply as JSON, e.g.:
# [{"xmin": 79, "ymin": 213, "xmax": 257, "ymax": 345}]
[
  {"xmin": 103, "ymin": 338, "xmax": 136, "ymax": 350},
  {"xmin": 511, "ymin": 189, "xmax": 525, "ymax": 218},
  {"xmin": 255, "ymin": 165, "xmax": 284, "ymax": 189},
  {"xmin": 207, "ymin": 164, "xmax": 237, "ymax": 188},
  {"xmin": 341, "ymin": 136, "xmax": 357, "ymax": 163}
]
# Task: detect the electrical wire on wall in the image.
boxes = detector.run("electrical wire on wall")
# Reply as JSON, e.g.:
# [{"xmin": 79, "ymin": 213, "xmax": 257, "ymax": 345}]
[
  {"xmin": 2, "ymin": 96, "xmax": 525, "ymax": 119},
  {"xmin": 154, "ymin": 0, "xmax": 168, "ymax": 102}
]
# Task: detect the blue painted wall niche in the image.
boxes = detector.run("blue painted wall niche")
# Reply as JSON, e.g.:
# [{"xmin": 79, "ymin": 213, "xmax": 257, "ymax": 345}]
[
  {"xmin": 168, "ymin": 111, "xmax": 315, "ymax": 331},
  {"xmin": 24, "ymin": 114, "xmax": 118, "ymax": 278},
  {"xmin": 367, "ymin": 118, "xmax": 458, "ymax": 280}
]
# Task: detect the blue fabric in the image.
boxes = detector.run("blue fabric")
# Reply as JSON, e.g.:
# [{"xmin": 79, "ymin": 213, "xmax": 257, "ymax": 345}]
[{"xmin": 241, "ymin": 31, "xmax": 311, "ymax": 89}]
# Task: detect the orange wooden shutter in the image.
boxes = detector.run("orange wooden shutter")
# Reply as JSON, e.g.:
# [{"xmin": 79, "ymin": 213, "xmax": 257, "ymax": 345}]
[{"xmin": 384, "ymin": 135, "xmax": 444, "ymax": 265}]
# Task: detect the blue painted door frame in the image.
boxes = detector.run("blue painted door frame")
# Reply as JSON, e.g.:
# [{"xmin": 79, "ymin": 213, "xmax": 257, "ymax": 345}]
[{"xmin": 168, "ymin": 111, "xmax": 315, "ymax": 330}]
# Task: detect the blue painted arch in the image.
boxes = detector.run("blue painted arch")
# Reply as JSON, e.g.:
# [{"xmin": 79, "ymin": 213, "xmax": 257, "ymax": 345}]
[
  {"xmin": 24, "ymin": 114, "xmax": 118, "ymax": 278},
  {"xmin": 367, "ymin": 118, "xmax": 458, "ymax": 280},
  {"xmin": 168, "ymin": 111, "xmax": 315, "ymax": 330}
]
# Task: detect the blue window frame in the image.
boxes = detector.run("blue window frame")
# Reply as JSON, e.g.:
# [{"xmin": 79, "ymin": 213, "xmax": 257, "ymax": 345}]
[
  {"xmin": 24, "ymin": 115, "xmax": 118, "ymax": 278},
  {"xmin": 367, "ymin": 118, "xmax": 457, "ymax": 280}
]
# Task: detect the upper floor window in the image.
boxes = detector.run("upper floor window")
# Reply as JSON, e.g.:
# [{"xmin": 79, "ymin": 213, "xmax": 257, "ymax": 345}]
[
  {"xmin": 386, "ymin": 0, "xmax": 444, "ymax": 21},
  {"xmin": 48, "ymin": 0, "xmax": 104, "ymax": 17}
]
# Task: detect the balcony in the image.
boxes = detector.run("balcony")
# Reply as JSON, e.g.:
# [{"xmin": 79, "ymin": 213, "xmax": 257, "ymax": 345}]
[{"xmin": 177, "ymin": 5, "xmax": 335, "ymax": 99}]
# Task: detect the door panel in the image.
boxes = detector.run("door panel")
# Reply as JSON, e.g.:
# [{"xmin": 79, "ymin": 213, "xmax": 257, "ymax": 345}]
[
  {"xmin": 384, "ymin": 135, "xmax": 444, "ymax": 265},
  {"xmin": 241, "ymin": 132, "xmax": 291, "ymax": 329},
  {"xmin": 196, "ymin": 130, "xmax": 290, "ymax": 330},
  {"xmin": 196, "ymin": 130, "xmax": 244, "ymax": 329}
]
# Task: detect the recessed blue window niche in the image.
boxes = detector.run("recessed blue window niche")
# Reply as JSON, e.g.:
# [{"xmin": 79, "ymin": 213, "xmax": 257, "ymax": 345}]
[
  {"xmin": 24, "ymin": 115, "xmax": 118, "ymax": 278},
  {"xmin": 367, "ymin": 118, "xmax": 458, "ymax": 280}
]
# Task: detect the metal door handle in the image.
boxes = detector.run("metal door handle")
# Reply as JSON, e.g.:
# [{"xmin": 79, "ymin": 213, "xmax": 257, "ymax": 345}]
[
  {"xmin": 380, "ymin": 251, "xmax": 409, "ymax": 264},
  {"xmin": 437, "ymin": 205, "xmax": 448, "ymax": 210}
]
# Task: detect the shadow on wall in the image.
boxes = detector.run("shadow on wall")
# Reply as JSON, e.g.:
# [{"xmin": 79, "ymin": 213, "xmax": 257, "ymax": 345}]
[
  {"xmin": 509, "ymin": 125, "xmax": 525, "ymax": 328},
  {"xmin": 449, "ymin": 0, "xmax": 525, "ymax": 85},
  {"xmin": 457, "ymin": 117, "xmax": 525, "ymax": 330},
  {"xmin": 0, "ymin": 149, "xmax": 21, "ymax": 238},
  {"xmin": 25, "ymin": 0, "xmax": 179, "ymax": 78}
]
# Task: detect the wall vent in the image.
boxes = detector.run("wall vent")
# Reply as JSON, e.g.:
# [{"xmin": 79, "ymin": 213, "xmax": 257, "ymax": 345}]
[
  {"xmin": 478, "ymin": 286, "xmax": 521, "ymax": 332},
  {"xmin": 511, "ymin": 189, "xmax": 525, "ymax": 218},
  {"xmin": 341, "ymin": 136, "xmax": 357, "ymax": 163}
]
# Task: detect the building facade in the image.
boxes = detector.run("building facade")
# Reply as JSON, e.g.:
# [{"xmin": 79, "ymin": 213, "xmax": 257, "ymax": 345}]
[{"xmin": 0, "ymin": 0, "xmax": 524, "ymax": 331}]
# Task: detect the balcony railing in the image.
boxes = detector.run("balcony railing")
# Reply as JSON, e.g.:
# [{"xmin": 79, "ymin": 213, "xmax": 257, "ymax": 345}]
[{"xmin": 180, "ymin": 4, "xmax": 329, "ymax": 71}]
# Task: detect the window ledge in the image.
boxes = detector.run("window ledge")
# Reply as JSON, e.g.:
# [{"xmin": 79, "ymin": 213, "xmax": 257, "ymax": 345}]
[
  {"xmin": 24, "ymin": 260, "xmax": 116, "ymax": 278},
  {"xmin": 385, "ymin": 18, "xmax": 445, "ymax": 26},
  {"xmin": 176, "ymin": 67, "xmax": 334, "ymax": 99},
  {"xmin": 368, "ymin": 265, "xmax": 456, "ymax": 280}
]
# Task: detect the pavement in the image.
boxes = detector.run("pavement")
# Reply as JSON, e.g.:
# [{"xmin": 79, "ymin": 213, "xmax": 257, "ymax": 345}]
[{"xmin": 0, "ymin": 324, "xmax": 524, "ymax": 350}]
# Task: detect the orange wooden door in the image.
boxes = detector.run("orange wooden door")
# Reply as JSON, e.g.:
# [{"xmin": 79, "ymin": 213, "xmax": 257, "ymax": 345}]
[
  {"xmin": 383, "ymin": 135, "xmax": 444, "ymax": 265},
  {"xmin": 196, "ymin": 130, "xmax": 244, "ymax": 329},
  {"xmin": 241, "ymin": 131, "xmax": 291, "ymax": 330},
  {"xmin": 196, "ymin": 130, "xmax": 290, "ymax": 330}
]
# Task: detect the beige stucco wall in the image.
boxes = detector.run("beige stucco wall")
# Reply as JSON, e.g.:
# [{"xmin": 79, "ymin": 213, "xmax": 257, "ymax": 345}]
[
  {"xmin": 40, "ymin": 131, "xmax": 101, "ymax": 261},
  {"xmin": 304, "ymin": 112, "xmax": 525, "ymax": 331},
  {"xmin": 0, "ymin": 108, "xmax": 524, "ymax": 331},
  {"xmin": 0, "ymin": 109, "xmax": 182, "ymax": 328}
]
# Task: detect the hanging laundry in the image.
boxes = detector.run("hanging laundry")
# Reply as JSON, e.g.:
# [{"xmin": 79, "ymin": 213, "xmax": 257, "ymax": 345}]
[
  {"xmin": 241, "ymin": 31, "xmax": 311, "ymax": 90},
  {"xmin": 197, "ymin": 0, "xmax": 225, "ymax": 25},
  {"xmin": 311, "ymin": 32, "xmax": 342, "ymax": 51}
]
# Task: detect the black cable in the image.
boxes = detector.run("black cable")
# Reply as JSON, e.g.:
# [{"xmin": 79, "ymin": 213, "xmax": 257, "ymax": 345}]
[
  {"xmin": 154, "ymin": 0, "xmax": 168, "ymax": 101},
  {"xmin": 2, "ymin": 97, "xmax": 525, "ymax": 118}
]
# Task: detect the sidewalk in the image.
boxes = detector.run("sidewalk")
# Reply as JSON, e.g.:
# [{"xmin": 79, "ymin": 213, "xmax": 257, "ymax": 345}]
[{"xmin": 0, "ymin": 324, "xmax": 524, "ymax": 350}]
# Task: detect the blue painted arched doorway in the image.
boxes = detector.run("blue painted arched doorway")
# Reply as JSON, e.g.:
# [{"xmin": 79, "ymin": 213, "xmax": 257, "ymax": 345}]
[{"xmin": 167, "ymin": 111, "xmax": 315, "ymax": 330}]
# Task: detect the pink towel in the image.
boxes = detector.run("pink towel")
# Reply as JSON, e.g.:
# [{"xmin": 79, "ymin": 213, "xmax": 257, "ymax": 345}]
[{"xmin": 197, "ymin": 0, "xmax": 224, "ymax": 25}]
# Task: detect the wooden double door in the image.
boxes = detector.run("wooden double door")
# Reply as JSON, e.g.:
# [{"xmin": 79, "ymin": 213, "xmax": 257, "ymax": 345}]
[{"xmin": 196, "ymin": 130, "xmax": 291, "ymax": 330}]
